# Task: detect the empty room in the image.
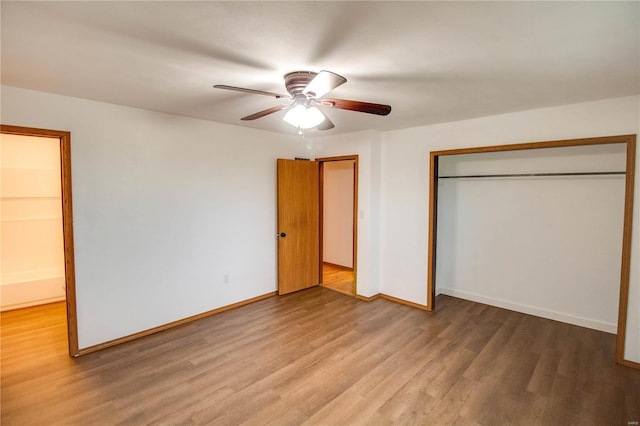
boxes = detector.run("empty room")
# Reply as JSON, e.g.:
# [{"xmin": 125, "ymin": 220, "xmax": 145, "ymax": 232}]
[{"xmin": 1, "ymin": 1, "xmax": 639, "ymax": 425}]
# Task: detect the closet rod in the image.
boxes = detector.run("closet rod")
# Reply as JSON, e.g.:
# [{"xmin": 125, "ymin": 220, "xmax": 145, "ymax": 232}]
[{"xmin": 438, "ymin": 171, "xmax": 626, "ymax": 179}]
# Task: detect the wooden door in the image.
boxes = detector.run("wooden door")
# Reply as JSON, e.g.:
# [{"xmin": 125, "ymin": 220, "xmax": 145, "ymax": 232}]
[{"xmin": 277, "ymin": 159, "xmax": 320, "ymax": 295}]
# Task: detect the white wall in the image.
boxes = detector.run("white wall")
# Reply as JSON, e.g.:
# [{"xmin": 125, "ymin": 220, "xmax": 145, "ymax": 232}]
[
  {"xmin": 1, "ymin": 133, "xmax": 66, "ymax": 310},
  {"xmin": 323, "ymin": 160, "xmax": 354, "ymax": 268},
  {"xmin": 436, "ymin": 144, "xmax": 626, "ymax": 333},
  {"xmin": 1, "ymin": 86, "xmax": 308, "ymax": 349},
  {"xmin": 379, "ymin": 95, "xmax": 640, "ymax": 363}
]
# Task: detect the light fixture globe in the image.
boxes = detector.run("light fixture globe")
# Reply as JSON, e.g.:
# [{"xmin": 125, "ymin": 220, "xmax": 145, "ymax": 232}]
[
  {"xmin": 300, "ymin": 106, "xmax": 325, "ymax": 128},
  {"xmin": 283, "ymin": 104, "xmax": 325, "ymax": 129},
  {"xmin": 282, "ymin": 104, "xmax": 305, "ymax": 127}
]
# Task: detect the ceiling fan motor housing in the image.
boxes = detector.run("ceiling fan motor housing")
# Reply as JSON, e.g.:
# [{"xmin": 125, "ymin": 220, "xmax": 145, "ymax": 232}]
[{"xmin": 284, "ymin": 71, "xmax": 317, "ymax": 96}]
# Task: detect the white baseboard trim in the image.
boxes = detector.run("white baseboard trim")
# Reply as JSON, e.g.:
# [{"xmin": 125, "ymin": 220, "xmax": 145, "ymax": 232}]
[
  {"xmin": 1, "ymin": 276, "xmax": 66, "ymax": 311},
  {"xmin": 438, "ymin": 287, "xmax": 617, "ymax": 334},
  {"xmin": 1, "ymin": 296, "xmax": 66, "ymax": 312}
]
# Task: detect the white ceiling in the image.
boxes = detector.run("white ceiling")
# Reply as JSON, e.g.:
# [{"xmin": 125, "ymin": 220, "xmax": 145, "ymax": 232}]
[{"xmin": 2, "ymin": 1, "xmax": 638, "ymax": 136}]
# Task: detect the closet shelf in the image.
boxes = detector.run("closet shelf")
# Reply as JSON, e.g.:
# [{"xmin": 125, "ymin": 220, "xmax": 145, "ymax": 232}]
[{"xmin": 438, "ymin": 171, "xmax": 626, "ymax": 179}]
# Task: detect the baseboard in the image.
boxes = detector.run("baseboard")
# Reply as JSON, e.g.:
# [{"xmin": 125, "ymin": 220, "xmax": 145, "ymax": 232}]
[
  {"xmin": 439, "ymin": 287, "xmax": 617, "ymax": 334},
  {"xmin": 1, "ymin": 296, "xmax": 66, "ymax": 312},
  {"xmin": 76, "ymin": 291, "xmax": 277, "ymax": 357},
  {"xmin": 617, "ymin": 358, "xmax": 640, "ymax": 370},
  {"xmin": 379, "ymin": 294, "xmax": 429, "ymax": 311},
  {"xmin": 356, "ymin": 292, "xmax": 428, "ymax": 311},
  {"xmin": 356, "ymin": 293, "xmax": 380, "ymax": 302},
  {"xmin": 1, "ymin": 276, "xmax": 66, "ymax": 312}
]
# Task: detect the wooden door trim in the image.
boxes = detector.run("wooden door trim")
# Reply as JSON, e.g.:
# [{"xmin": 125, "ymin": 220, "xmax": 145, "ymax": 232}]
[
  {"xmin": 317, "ymin": 155, "xmax": 359, "ymax": 296},
  {"xmin": 427, "ymin": 134, "xmax": 636, "ymax": 368},
  {"xmin": 617, "ymin": 138, "xmax": 636, "ymax": 365},
  {"xmin": 427, "ymin": 153, "xmax": 438, "ymax": 311},
  {"xmin": 1, "ymin": 124, "xmax": 79, "ymax": 357}
]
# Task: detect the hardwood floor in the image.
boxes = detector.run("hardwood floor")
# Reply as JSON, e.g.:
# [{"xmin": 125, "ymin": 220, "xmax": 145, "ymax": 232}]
[
  {"xmin": 322, "ymin": 263, "xmax": 354, "ymax": 295},
  {"xmin": 2, "ymin": 289, "xmax": 640, "ymax": 425}
]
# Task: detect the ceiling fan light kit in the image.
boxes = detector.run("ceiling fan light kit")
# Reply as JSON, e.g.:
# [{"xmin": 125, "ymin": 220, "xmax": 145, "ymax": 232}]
[
  {"xmin": 282, "ymin": 104, "xmax": 325, "ymax": 129},
  {"xmin": 214, "ymin": 70, "xmax": 391, "ymax": 132}
]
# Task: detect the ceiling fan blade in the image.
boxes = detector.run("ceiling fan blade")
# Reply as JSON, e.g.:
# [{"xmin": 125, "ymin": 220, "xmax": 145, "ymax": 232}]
[
  {"xmin": 241, "ymin": 104, "xmax": 289, "ymax": 121},
  {"xmin": 214, "ymin": 85, "xmax": 290, "ymax": 99},
  {"xmin": 302, "ymin": 70, "xmax": 347, "ymax": 98},
  {"xmin": 321, "ymin": 98, "xmax": 391, "ymax": 116},
  {"xmin": 317, "ymin": 114, "xmax": 335, "ymax": 131}
]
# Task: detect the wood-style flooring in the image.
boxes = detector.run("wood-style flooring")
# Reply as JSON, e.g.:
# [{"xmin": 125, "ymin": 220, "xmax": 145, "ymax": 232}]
[
  {"xmin": 322, "ymin": 263, "xmax": 354, "ymax": 295},
  {"xmin": 2, "ymin": 288, "xmax": 640, "ymax": 425}
]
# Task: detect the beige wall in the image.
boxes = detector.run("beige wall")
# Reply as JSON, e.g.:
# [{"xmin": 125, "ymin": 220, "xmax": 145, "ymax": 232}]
[
  {"xmin": 323, "ymin": 160, "xmax": 354, "ymax": 268},
  {"xmin": 1, "ymin": 133, "xmax": 66, "ymax": 310}
]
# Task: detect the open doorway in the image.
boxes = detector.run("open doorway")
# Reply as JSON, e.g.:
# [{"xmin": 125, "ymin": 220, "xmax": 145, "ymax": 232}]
[
  {"xmin": 0, "ymin": 125, "xmax": 78, "ymax": 356},
  {"xmin": 318, "ymin": 156, "xmax": 358, "ymax": 296},
  {"xmin": 1, "ymin": 133, "xmax": 66, "ymax": 309}
]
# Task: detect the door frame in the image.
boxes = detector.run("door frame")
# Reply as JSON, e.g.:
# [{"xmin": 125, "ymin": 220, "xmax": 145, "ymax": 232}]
[
  {"xmin": 427, "ymin": 134, "xmax": 636, "ymax": 368},
  {"xmin": 317, "ymin": 155, "xmax": 359, "ymax": 296},
  {"xmin": 1, "ymin": 124, "xmax": 79, "ymax": 357}
]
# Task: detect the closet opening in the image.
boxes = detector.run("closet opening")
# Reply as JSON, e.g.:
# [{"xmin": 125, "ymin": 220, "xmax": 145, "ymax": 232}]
[{"xmin": 427, "ymin": 134, "xmax": 636, "ymax": 366}]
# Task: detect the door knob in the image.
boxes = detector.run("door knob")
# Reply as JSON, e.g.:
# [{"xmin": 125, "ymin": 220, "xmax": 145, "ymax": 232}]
[{"xmin": 279, "ymin": 232, "xmax": 287, "ymax": 238}]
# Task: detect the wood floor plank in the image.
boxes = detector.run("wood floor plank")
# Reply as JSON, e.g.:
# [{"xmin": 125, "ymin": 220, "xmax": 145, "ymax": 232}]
[
  {"xmin": 2, "ymin": 289, "xmax": 640, "ymax": 425},
  {"xmin": 321, "ymin": 263, "xmax": 354, "ymax": 295}
]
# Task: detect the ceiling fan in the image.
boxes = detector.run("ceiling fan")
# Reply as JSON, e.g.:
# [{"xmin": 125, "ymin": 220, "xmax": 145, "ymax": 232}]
[{"xmin": 214, "ymin": 70, "xmax": 391, "ymax": 131}]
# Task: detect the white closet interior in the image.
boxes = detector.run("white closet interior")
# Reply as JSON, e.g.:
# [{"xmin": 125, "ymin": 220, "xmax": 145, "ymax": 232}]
[{"xmin": 435, "ymin": 143, "xmax": 627, "ymax": 333}]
